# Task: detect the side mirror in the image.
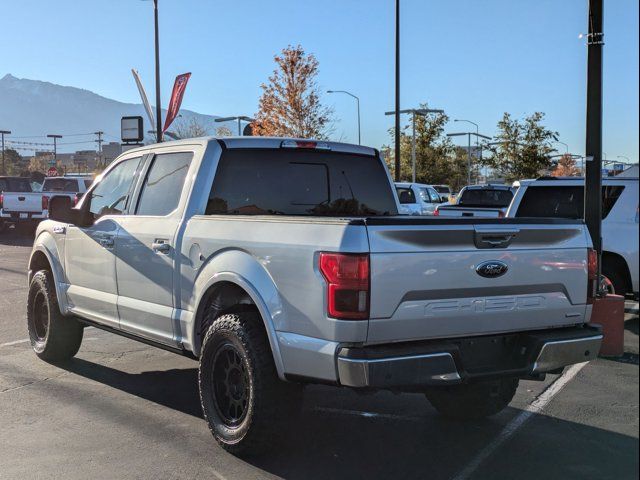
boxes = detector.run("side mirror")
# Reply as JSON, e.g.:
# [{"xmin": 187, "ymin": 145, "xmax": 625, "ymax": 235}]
[{"xmin": 48, "ymin": 195, "xmax": 91, "ymax": 226}]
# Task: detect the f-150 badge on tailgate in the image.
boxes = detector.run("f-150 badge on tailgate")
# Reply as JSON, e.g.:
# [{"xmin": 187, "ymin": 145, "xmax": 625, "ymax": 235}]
[{"xmin": 476, "ymin": 260, "xmax": 508, "ymax": 278}]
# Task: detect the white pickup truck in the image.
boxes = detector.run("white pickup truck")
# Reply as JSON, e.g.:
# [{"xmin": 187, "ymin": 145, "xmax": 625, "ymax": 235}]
[
  {"xmin": 0, "ymin": 176, "xmax": 47, "ymax": 232},
  {"xmin": 29, "ymin": 137, "xmax": 602, "ymax": 454},
  {"xmin": 435, "ymin": 184, "xmax": 515, "ymax": 218},
  {"xmin": 508, "ymin": 176, "xmax": 639, "ymax": 299}
]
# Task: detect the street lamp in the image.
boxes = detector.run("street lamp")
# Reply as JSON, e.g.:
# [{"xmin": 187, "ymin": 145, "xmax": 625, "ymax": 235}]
[
  {"xmin": 455, "ymin": 119, "xmax": 481, "ymax": 179},
  {"xmin": 447, "ymin": 131, "xmax": 491, "ymax": 185},
  {"xmin": 0, "ymin": 130, "xmax": 10, "ymax": 175},
  {"xmin": 327, "ymin": 90, "xmax": 361, "ymax": 145},
  {"xmin": 617, "ymin": 155, "xmax": 630, "ymax": 162},
  {"xmin": 215, "ymin": 116, "xmax": 255, "ymax": 136},
  {"xmin": 385, "ymin": 108, "xmax": 445, "ymax": 182},
  {"xmin": 46, "ymin": 134, "xmax": 63, "ymax": 165},
  {"xmin": 554, "ymin": 140, "xmax": 569, "ymax": 154}
]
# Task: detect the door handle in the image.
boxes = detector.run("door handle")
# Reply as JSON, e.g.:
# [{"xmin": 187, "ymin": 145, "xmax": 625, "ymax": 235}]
[
  {"xmin": 152, "ymin": 241, "xmax": 171, "ymax": 253},
  {"xmin": 98, "ymin": 236, "xmax": 114, "ymax": 248}
]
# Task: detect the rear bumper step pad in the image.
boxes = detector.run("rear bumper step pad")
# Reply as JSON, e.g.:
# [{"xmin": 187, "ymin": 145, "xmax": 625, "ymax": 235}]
[{"xmin": 337, "ymin": 325, "xmax": 602, "ymax": 389}]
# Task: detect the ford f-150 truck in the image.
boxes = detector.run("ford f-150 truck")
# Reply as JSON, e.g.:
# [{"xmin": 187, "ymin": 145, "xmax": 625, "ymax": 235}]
[{"xmin": 28, "ymin": 137, "xmax": 602, "ymax": 454}]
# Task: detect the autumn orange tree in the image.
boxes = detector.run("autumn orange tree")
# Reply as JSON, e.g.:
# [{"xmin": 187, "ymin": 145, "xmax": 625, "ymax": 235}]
[
  {"xmin": 551, "ymin": 154, "xmax": 581, "ymax": 177},
  {"xmin": 254, "ymin": 45, "xmax": 332, "ymax": 139}
]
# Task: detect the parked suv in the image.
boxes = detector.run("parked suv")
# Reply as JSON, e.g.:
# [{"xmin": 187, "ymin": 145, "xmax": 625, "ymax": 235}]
[
  {"xmin": 395, "ymin": 182, "xmax": 444, "ymax": 215},
  {"xmin": 508, "ymin": 176, "xmax": 639, "ymax": 298},
  {"xmin": 29, "ymin": 137, "xmax": 602, "ymax": 453}
]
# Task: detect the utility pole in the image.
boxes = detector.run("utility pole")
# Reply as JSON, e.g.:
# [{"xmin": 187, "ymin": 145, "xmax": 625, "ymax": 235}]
[
  {"xmin": 584, "ymin": 0, "xmax": 604, "ymax": 283},
  {"xmin": 0, "ymin": 130, "xmax": 10, "ymax": 175},
  {"xmin": 394, "ymin": 0, "xmax": 401, "ymax": 181},
  {"xmin": 153, "ymin": 0, "xmax": 163, "ymax": 142},
  {"xmin": 94, "ymin": 131, "xmax": 104, "ymax": 167},
  {"xmin": 46, "ymin": 134, "xmax": 62, "ymax": 166}
]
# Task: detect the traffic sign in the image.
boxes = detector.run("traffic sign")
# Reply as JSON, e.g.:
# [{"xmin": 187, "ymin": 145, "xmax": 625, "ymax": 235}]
[{"xmin": 47, "ymin": 166, "xmax": 59, "ymax": 177}]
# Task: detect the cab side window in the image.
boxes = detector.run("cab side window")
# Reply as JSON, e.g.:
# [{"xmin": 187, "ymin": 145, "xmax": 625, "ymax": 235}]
[
  {"xmin": 136, "ymin": 152, "xmax": 193, "ymax": 216},
  {"xmin": 89, "ymin": 157, "xmax": 142, "ymax": 218},
  {"xmin": 396, "ymin": 187, "xmax": 416, "ymax": 204}
]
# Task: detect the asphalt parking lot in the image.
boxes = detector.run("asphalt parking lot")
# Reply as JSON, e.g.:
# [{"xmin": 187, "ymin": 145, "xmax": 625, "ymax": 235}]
[{"xmin": 1, "ymin": 228, "xmax": 638, "ymax": 480}]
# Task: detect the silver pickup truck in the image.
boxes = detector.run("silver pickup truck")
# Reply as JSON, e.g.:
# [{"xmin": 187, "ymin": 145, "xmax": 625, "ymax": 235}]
[{"xmin": 28, "ymin": 137, "xmax": 602, "ymax": 454}]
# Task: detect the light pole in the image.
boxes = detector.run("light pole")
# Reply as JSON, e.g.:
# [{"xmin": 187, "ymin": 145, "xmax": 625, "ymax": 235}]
[
  {"xmin": 46, "ymin": 134, "xmax": 63, "ymax": 166},
  {"xmin": 215, "ymin": 116, "xmax": 255, "ymax": 136},
  {"xmin": 455, "ymin": 119, "xmax": 480, "ymax": 179},
  {"xmin": 448, "ymin": 131, "xmax": 491, "ymax": 185},
  {"xmin": 0, "ymin": 130, "xmax": 10, "ymax": 175},
  {"xmin": 385, "ymin": 108, "xmax": 444, "ymax": 182},
  {"xmin": 153, "ymin": 0, "xmax": 163, "ymax": 142},
  {"xmin": 327, "ymin": 90, "xmax": 361, "ymax": 145},
  {"xmin": 394, "ymin": 0, "xmax": 401, "ymax": 181},
  {"xmin": 554, "ymin": 140, "xmax": 569, "ymax": 154}
]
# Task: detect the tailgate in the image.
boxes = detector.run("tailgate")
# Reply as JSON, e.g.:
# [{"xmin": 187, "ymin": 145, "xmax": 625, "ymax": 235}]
[
  {"xmin": 2, "ymin": 193, "xmax": 42, "ymax": 213},
  {"xmin": 365, "ymin": 218, "xmax": 590, "ymax": 344}
]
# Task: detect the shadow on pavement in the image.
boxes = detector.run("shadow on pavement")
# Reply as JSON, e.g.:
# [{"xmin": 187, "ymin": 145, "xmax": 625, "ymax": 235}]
[
  {"xmin": 0, "ymin": 227, "xmax": 35, "ymax": 246},
  {"xmin": 56, "ymin": 356, "xmax": 639, "ymax": 480}
]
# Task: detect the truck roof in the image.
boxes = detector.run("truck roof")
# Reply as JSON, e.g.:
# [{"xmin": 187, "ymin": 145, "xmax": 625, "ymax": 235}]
[
  {"xmin": 513, "ymin": 176, "xmax": 639, "ymax": 187},
  {"xmin": 119, "ymin": 136, "xmax": 378, "ymax": 158}
]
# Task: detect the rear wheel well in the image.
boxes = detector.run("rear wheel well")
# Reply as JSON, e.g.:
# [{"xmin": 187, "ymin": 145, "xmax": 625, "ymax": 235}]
[
  {"xmin": 601, "ymin": 251, "xmax": 631, "ymax": 295},
  {"xmin": 195, "ymin": 281, "xmax": 261, "ymax": 353}
]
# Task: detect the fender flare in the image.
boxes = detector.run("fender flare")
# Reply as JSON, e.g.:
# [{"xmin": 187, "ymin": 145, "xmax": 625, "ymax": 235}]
[
  {"xmin": 188, "ymin": 250, "xmax": 286, "ymax": 379},
  {"xmin": 28, "ymin": 232, "xmax": 69, "ymax": 315}
]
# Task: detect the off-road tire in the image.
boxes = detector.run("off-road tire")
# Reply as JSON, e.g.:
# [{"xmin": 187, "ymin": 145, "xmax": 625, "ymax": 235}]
[
  {"xmin": 426, "ymin": 378, "xmax": 519, "ymax": 420},
  {"xmin": 198, "ymin": 311, "xmax": 302, "ymax": 455},
  {"xmin": 27, "ymin": 270, "xmax": 83, "ymax": 361}
]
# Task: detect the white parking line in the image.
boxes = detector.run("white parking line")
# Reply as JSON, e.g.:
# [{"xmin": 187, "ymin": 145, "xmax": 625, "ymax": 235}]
[
  {"xmin": 1, "ymin": 336, "xmax": 99, "ymax": 348},
  {"xmin": 452, "ymin": 361, "xmax": 589, "ymax": 480}
]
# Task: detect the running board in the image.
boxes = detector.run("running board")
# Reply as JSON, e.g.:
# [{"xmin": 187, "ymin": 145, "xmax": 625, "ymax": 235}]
[{"xmin": 77, "ymin": 318, "xmax": 198, "ymax": 360}]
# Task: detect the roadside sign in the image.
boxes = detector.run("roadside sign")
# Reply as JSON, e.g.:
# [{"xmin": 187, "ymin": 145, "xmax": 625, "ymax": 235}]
[
  {"xmin": 47, "ymin": 166, "xmax": 59, "ymax": 177},
  {"xmin": 121, "ymin": 116, "xmax": 144, "ymax": 143}
]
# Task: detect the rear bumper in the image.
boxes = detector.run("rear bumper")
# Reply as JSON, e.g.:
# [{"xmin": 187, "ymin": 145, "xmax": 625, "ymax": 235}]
[
  {"xmin": 1, "ymin": 211, "xmax": 46, "ymax": 222},
  {"xmin": 337, "ymin": 325, "xmax": 602, "ymax": 389}
]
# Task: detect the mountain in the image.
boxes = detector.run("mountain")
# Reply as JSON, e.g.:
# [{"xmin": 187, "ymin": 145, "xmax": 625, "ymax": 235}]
[{"xmin": 0, "ymin": 74, "xmax": 223, "ymax": 152}]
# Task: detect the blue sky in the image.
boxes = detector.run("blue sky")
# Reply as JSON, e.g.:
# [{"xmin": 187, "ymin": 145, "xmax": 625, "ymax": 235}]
[{"xmin": 1, "ymin": 0, "xmax": 638, "ymax": 162}]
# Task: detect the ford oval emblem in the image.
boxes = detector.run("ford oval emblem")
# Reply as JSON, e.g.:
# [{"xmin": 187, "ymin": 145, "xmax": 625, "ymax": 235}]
[{"xmin": 476, "ymin": 260, "xmax": 508, "ymax": 278}]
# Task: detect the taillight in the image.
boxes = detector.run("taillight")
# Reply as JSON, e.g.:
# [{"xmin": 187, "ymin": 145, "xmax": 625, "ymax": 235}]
[
  {"xmin": 319, "ymin": 252, "xmax": 369, "ymax": 320},
  {"xmin": 433, "ymin": 208, "xmax": 440, "ymax": 216},
  {"xmin": 42, "ymin": 195, "xmax": 49, "ymax": 211},
  {"xmin": 281, "ymin": 140, "xmax": 330, "ymax": 150},
  {"xmin": 587, "ymin": 248, "xmax": 598, "ymax": 304}
]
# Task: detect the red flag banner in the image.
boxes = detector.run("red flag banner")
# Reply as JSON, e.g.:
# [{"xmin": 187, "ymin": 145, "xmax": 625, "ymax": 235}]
[{"xmin": 162, "ymin": 72, "xmax": 191, "ymax": 133}]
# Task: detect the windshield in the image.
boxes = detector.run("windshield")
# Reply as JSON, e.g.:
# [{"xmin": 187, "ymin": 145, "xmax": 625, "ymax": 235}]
[
  {"xmin": 208, "ymin": 149, "xmax": 398, "ymax": 216},
  {"xmin": 42, "ymin": 178, "xmax": 80, "ymax": 192},
  {"xmin": 458, "ymin": 188, "xmax": 513, "ymax": 208}
]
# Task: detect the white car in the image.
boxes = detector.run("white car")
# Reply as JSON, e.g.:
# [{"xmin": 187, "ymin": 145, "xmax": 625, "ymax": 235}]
[
  {"xmin": 395, "ymin": 182, "xmax": 445, "ymax": 215},
  {"xmin": 508, "ymin": 176, "xmax": 639, "ymax": 298}
]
